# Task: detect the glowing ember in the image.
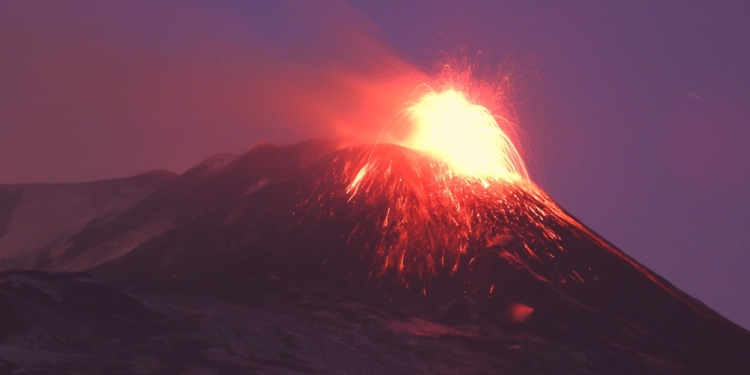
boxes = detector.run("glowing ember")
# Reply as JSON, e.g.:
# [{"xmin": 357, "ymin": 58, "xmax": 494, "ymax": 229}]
[
  {"xmin": 402, "ymin": 89, "xmax": 528, "ymax": 182},
  {"xmin": 509, "ymin": 303, "xmax": 534, "ymax": 323}
]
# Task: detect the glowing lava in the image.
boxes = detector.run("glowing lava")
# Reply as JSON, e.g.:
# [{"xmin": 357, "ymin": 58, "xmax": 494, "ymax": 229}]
[
  {"xmin": 311, "ymin": 144, "xmax": 568, "ymax": 294},
  {"xmin": 402, "ymin": 89, "xmax": 528, "ymax": 182}
]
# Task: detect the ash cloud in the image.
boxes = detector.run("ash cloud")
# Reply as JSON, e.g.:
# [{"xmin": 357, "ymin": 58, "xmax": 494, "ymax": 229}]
[{"xmin": 0, "ymin": 1, "xmax": 426, "ymax": 183}]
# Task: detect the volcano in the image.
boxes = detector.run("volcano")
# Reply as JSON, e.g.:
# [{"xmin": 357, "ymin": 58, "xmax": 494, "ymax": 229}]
[{"xmin": 0, "ymin": 139, "xmax": 748, "ymax": 374}]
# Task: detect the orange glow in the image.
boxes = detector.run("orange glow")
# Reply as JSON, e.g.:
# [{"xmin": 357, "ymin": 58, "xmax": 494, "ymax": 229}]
[
  {"xmin": 509, "ymin": 303, "xmax": 534, "ymax": 322},
  {"xmin": 402, "ymin": 89, "xmax": 528, "ymax": 182}
]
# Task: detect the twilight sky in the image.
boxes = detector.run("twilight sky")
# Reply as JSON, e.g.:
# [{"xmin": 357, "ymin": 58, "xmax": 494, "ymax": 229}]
[{"xmin": 1, "ymin": 1, "xmax": 749, "ymax": 329}]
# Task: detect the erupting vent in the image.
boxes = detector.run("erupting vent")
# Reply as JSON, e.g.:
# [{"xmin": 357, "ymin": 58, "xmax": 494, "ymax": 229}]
[{"xmin": 401, "ymin": 89, "xmax": 528, "ymax": 183}]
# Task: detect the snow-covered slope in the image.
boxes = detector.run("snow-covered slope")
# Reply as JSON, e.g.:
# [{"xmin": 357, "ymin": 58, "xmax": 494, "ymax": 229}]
[
  {"xmin": 0, "ymin": 170, "xmax": 176, "ymax": 271},
  {"xmin": 40, "ymin": 139, "xmax": 337, "ymax": 272}
]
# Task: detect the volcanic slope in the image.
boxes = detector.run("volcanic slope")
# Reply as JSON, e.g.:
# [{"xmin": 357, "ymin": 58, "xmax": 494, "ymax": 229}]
[
  {"xmin": 84, "ymin": 142, "xmax": 750, "ymax": 374},
  {"xmin": 39, "ymin": 139, "xmax": 337, "ymax": 272},
  {"xmin": 0, "ymin": 170, "xmax": 175, "ymax": 271}
]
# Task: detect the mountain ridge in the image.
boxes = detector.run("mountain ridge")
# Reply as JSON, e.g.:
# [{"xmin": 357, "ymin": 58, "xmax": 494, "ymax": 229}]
[
  {"xmin": 0, "ymin": 170, "xmax": 177, "ymax": 271},
  {"xmin": 0, "ymin": 139, "xmax": 747, "ymax": 374}
]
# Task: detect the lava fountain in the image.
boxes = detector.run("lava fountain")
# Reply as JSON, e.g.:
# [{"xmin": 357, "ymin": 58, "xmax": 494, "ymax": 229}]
[
  {"xmin": 401, "ymin": 89, "xmax": 528, "ymax": 183},
  {"xmin": 300, "ymin": 73, "xmax": 634, "ymax": 297}
]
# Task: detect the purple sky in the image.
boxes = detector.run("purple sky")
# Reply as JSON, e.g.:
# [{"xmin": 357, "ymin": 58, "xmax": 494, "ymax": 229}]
[{"xmin": 1, "ymin": 1, "xmax": 749, "ymax": 329}]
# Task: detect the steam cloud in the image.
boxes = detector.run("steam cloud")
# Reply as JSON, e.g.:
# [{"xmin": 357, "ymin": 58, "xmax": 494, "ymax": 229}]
[{"xmin": 0, "ymin": 1, "xmax": 427, "ymax": 183}]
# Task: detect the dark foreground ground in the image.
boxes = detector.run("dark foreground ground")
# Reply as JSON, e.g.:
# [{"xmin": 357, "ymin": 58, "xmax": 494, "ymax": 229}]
[{"xmin": 1, "ymin": 270, "xmax": 747, "ymax": 375}]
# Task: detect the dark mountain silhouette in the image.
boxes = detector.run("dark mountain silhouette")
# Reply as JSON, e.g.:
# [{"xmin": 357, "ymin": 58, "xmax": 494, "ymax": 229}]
[
  {"xmin": 38, "ymin": 139, "xmax": 338, "ymax": 273},
  {"xmin": 0, "ymin": 140, "xmax": 747, "ymax": 374}
]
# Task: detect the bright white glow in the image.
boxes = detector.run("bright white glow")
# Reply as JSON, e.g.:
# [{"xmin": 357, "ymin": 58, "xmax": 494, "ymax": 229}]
[{"xmin": 402, "ymin": 89, "xmax": 528, "ymax": 182}]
